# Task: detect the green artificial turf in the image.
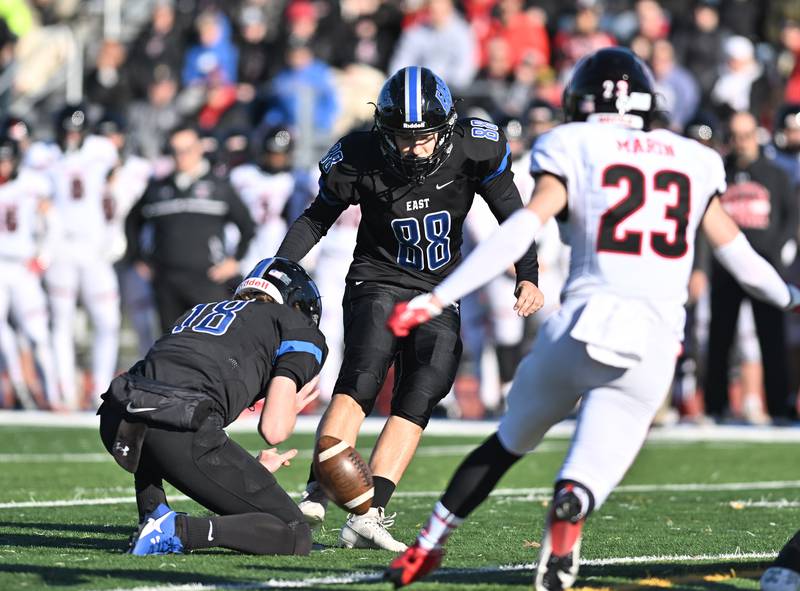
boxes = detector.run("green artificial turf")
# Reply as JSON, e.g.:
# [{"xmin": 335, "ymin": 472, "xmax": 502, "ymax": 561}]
[{"xmin": 0, "ymin": 426, "xmax": 797, "ymax": 590}]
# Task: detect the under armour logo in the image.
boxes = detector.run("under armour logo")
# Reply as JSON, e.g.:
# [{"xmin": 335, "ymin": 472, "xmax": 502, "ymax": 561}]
[{"xmin": 114, "ymin": 443, "xmax": 130, "ymax": 457}]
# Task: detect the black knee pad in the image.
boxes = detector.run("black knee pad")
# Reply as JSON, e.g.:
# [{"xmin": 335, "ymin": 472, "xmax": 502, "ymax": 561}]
[
  {"xmin": 335, "ymin": 379, "xmax": 383, "ymax": 417},
  {"xmin": 289, "ymin": 520, "xmax": 312, "ymax": 556}
]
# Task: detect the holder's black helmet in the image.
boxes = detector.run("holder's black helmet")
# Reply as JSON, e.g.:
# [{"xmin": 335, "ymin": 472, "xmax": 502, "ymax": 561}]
[
  {"xmin": 562, "ymin": 48, "xmax": 656, "ymax": 129},
  {"xmin": 235, "ymin": 257, "xmax": 322, "ymax": 326},
  {"xmin": 374, "ymin": 66, "xmax": 457, "ymax": 184}
]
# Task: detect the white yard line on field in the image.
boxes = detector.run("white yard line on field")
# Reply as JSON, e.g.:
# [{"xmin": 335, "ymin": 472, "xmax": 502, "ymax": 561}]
[
  {"xmin": 4, "ymin": 410, "xmax": 800, "ymax": 441},
  {"xmin": 3, "ymin": 480, "xmax": 800, "ymax": 509},
  {"xmin": 103, "ymin": 551, "xmax": 778, "ymax": 590},
  {"xmin": 729, "ymin": 499, "xmax": 800, "ymax": 508}
]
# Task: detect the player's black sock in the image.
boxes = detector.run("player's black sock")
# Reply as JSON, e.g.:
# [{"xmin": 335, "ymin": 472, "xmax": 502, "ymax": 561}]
[
  {"xmin": 775, "ymin": 529, "xmax": 800, "ymax": 570},
  {"xmin": 496, "ymin": 344, "xmax": 521, "ymax": 384},
  {"xmin": 177, "ymin": 514, "xmax": 312, "ymax": 555},
  {"xmin": 306, "ymin": 465, "xmax": 315, "ymax": 487},
  {"xmin": 440, "ymin": 433, "xmax": 522, "ymax": 518},
  {"xmin": 372, "ymin": 476, "xmax": 396, "ymax": 509},
  {"xmin": 134, "ymin": 484, "xmax": 168, "ymax": 522}
]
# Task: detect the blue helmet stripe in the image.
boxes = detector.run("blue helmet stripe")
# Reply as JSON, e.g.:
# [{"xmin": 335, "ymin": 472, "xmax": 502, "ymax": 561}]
[
  {"xmin": 405, "ymin": 66, "xmax": 422, "ymax": 123},
  {"xmin": 249, "ymin": 258, "xmax": 273, "ymax": 279}
]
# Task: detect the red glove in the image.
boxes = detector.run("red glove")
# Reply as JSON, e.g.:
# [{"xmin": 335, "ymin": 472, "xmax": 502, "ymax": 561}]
[
  {"xmin": 387, "ymin": 293, "xmax": 443, "ymax": 337},
  {"xmin": 27, "ymin": 257, "xmax": 46, "ymax": 276}
]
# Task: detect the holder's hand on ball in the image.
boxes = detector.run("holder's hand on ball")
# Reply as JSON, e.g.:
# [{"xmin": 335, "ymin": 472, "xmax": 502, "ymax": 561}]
[{"xmin": 257, "ymin": 448, "xmax": 298, "ymax": 473}]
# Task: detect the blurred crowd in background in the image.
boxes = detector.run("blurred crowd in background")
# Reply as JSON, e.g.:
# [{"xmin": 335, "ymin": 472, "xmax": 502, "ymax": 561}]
[{"xmin": 0, "ymin": 0, "xmax": 800, "ymax": 425}]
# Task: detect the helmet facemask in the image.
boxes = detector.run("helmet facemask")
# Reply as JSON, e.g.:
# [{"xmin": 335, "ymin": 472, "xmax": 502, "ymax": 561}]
[{"xmin": 374, "ymin": 66, "xmax": 457, "ymax": 185}]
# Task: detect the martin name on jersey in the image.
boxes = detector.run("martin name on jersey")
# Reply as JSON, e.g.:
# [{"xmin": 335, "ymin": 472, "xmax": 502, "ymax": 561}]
[{"xmin": 531, "ymin": 120, "xmax": 727, "ymax": 335}]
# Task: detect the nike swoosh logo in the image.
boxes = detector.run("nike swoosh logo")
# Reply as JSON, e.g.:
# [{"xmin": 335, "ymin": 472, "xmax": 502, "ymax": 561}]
[
  {"xmin": 207, "ymin": 521, "xmax": 214, "ymax": 542},
  {"xmin": 127, "ymin": 402, "xmax": 157, "ymax": 414},
  {"xmin": 436, "ymin": 180, "xmax": 454, "ymax": 190},
  {"xmin": 354, "ymin": 281, "xmax": 364, "ymax": 286}
]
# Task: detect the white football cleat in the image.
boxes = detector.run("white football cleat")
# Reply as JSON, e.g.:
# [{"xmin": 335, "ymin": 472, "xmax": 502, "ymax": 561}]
[
  {"xmin": 339, "ymin": 507, "xmax": 408, "ymax": 552},
  {"xmin": 298, "ymin": 481, "xmax": 329, "ymax": 528},
  {"xmin": 761, "ymin": 567, "xmax": 800, "ymax": 591}
]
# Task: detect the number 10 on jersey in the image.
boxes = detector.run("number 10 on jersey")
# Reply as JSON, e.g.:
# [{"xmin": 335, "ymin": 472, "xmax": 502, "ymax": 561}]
[{"xmin": 391, "ymin": 211, "xmax": 452, "ymax": 271}]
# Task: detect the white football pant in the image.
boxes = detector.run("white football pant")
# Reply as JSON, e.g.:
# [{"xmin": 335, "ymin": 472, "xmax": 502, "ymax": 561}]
[
  {"xmin": 0, "ymin": 261, "xmax": 59, "ymax": 405},
  {"xmin": 46, "ymin": 260, "xmax": 120, "ymax": 409},
  {"xmin": 498, "ymin": 298, "xmax": 679, "ymax": 509}
]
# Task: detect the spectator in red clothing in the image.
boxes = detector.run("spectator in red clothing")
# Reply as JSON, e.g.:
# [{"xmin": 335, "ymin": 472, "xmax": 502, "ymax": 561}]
[
  {"xmin": 780, "ymin": 21, "xmax": 800, "ymax": 103},
  {"xmin": 553, "ymin": 0, "xmax": 615, "ymax": 82},
  {"xmin": 635, "ymin": 0, "xmax": 670, "ymax": 43},
  {"xmin": 480, "ymin": 0, "xmax": 549, "ymax": 70}
]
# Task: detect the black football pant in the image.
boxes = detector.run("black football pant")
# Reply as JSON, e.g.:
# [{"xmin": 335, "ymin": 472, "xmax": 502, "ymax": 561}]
[
  {"xmin": 152, "ymin": 267, "xmax": 234, "ymax": 334},
  {"xmin": 99, "ymin": 406, "xmax": 311, "ymax": 555},
  {"xmin": 704, "ymin": 263, "xmax": 793, "ymax": 420}
]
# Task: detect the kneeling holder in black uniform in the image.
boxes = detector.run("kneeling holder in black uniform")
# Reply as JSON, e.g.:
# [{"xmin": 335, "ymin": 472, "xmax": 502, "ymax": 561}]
[{"xmin": 102, "ymin": 374, "xmax": 216, "ymax": 473}]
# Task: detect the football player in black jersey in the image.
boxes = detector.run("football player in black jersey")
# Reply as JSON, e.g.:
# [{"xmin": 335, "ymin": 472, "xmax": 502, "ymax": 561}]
[
  {"xmin": 97, "ymin": 258, "xmax": 327, "ymax": 556},
  {"xmin": 276, "ymin": 66, "xmax": 543, "ymax": 550}
]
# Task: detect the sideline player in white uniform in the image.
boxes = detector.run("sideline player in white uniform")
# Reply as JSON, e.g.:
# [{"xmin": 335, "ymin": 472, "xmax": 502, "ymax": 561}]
[
  {"xmin": 97, "ymin": 114, "xmax": 156, "ymax": 357},
  {"xmin": 0, "ymin": 135, "xmax": 60, "ymax": 408},
  {"xmin": 465, "ymin": 116, "xmax": 568, "ymax": 412},
  {"xmin": 231, "ymin": 128, "xmax": 298, "ymax": 274},
  {"xmin": 45, "ymin": 105, "xmax": 121, "ymax": 409},
  {"xmin": 313, "ymin": 201, "xmax": 361, "ymax": 402},
  {"xmin": 383, "ymin": 49, "xmax": 800, "ymax": 590}
]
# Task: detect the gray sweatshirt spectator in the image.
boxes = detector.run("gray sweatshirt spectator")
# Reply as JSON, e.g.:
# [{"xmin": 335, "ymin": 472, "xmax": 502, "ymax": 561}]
[{"xmin": 388, "ymin": 0, "xmax": 477, "ymax": 89}]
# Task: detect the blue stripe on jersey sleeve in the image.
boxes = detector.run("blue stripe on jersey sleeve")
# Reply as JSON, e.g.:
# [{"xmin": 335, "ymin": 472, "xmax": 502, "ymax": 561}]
[
  {"xmin": 481, "ymin": 143, "xmax": 512, "ymax": 185},
  {"xmin": 275, "ymin": 340, "xmax": 323, "ymax": 364}
]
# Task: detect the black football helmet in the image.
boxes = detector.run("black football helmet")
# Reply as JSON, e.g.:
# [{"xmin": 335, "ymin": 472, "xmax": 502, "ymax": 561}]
[
  {"xmin": 262, "ymin": 126, "xmax": 293, "ymax": 154},
  {"xmin": 235, "ymin": 257, "xmax": 322, "ymax": 326},
  {"xmin": 55, "ymin": 103, "xmax": 89, "ymax": 150},
  {"xmin": 374, "ymin": 66, "xmax": 457, "ymax": 184},
  {"xmin": 2, "ymin": 116, "xmax": 32, "ymax": 145},
  {"xmin": 773, "ymin": 103, "xmax": 800, "ymax": 152},
  {"xmin": 0, "ymin": 135, "xmax": 20, "ymax": 162},
  {"xmin": 562, "ymin": 47, "xmax": 657, "ymax": 128}
]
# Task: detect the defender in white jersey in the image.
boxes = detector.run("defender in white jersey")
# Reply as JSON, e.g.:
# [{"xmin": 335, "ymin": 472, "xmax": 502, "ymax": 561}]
[
  {"xmin": 0, "ymin": 136, "xmax": 60, "ymax": 408},
  {"xmin": 384, "ymin": 49, "xmax": 800, "ymax": 591},
  {"xmin": 45, "ymin": 105, "xmax": 121, "ymax": 409},
  {"xmin": 230, "ymin": 128, "xmax": 298, "ymax": 273}
]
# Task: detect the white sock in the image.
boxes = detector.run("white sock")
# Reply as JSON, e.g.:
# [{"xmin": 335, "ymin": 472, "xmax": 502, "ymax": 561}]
[{"xmin": 418, "ymin": 501, "xmax": 464, "ymax": 550}]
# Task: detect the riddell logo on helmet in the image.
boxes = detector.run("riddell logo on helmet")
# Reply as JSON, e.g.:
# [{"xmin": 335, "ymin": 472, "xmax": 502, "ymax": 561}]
[
  {"xmin": 403, "ymin": 121, "xmax": 427, "ymax": 128},
  {"xmin": 241, "ymin": 278, "xmax": 271, "ymax": 291}
]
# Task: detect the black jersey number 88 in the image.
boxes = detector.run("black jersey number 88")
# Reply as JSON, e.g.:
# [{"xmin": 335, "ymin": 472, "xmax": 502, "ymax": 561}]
[{"xmin": 391, "ymin": 211, "xmax": 452, "ymax": 271}]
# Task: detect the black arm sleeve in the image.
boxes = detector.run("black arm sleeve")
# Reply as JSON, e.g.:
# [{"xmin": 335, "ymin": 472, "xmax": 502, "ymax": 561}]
[
  {"xmin": 275, "ymin": 194, "xmax": 348, "ymax": 261},
  {"xmin": 482, "ymin": 178, "xmax": 540, "ymax": 286},
  {"xmin": 124, "ymin": 189, "xmax": 146, "ymax": 264},
  {"xmin": 223, "ymin": 182, "xmax": 257, "ymax": 261}
]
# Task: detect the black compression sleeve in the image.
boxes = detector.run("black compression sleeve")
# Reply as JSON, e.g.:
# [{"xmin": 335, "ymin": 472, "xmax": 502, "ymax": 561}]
[{"xmin": 275, "ymin": 196, "xmax": 347, "ymax": 261}]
